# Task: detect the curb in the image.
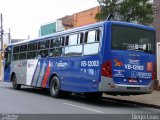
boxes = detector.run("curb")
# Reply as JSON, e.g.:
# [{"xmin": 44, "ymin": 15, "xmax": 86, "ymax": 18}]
[{"xmin": 102, "ymin": 96, "xmax": 160, "ymax": 110}]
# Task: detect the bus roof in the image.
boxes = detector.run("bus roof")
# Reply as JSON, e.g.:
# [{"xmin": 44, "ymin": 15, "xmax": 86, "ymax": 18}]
[{"xmin": 8, "ymin": 21, "xmax": 155, "ymax": 47}]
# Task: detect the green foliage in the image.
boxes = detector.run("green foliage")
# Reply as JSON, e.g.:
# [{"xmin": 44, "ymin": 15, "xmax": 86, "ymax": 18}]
[
  {"xmin": 96, "ymin": 0, "xmax": 155, "ymax": 25},
  {"xmin": 96, "ymin": 0, "xmax": 119, "ymax": 21}
]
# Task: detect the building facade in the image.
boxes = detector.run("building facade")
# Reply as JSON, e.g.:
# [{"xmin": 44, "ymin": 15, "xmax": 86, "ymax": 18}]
[
  {"xmin": 73, "ymin": 7, "xmax": 100, "ymax": 27},
  {"xmin": 154, "ymin": 0, "xmax": 160, "ymax": 90},
  {"xmin": 154, "ymin": 0, "xmax": 160, "ymax": 43},
  {"xmin": 39, "ymin": 6, "xmax": 100, "ymax": 36}
]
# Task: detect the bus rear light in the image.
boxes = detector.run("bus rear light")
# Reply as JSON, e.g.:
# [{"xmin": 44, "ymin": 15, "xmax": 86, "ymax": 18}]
[
  {"xmin": 152, "ymin": 71, "xmax": 156, "ymax": 80},
  {"xmin": 147, "ymin": 62, "xmax": 153, "ymax": 72},
  {"xmin": 147, "ymin": 62, "xmax": 156, "ymax": 80},
  {"xmin": 152, "ymin": 63, "xmax": 156, "ymax": 80},
  {"xmin": 101, "ymin": 60, "xmax": 112, "ymax": 78}
]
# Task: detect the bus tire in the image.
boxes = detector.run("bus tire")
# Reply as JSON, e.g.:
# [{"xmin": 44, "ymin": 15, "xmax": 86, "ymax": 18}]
[
  {"xmin": 12, "ymin": 75, "xmax": 21, "ymax": 90},
  {"xmin": 50, "ymin": 76, "xmax": 63, "ymax": 98},
  {"xmin": 85, "ymin": 92, "xmax": 102, "ymax": 100}
]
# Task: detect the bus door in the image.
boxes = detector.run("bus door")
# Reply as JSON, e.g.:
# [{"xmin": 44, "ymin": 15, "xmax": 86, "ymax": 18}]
[{"xmin": 4, "ymin": 47, "xmax": 12, "ymax": 82}]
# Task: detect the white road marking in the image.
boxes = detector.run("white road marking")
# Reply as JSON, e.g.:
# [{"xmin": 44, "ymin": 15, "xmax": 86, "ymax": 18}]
[
  {"xmin": 64, "ymin": 103, "xmax": 104, "ymax": 113},
  {"xmin": 6, "ymin": 89, "xmax": 17, "ymax": 94}
]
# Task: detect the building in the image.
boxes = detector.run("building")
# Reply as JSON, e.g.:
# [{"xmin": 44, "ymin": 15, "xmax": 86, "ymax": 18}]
[
  {"xmin": 154, "ymin": 0, "xmax": 160, "ymax": 90},
  {"xmin": 73, "ymin": 6, "xmax": 100, "ymax": 27},
  {"xmin": 154, "ymin": 0, "xmax": 160, "ymax": 43},
  {"xmin": 40, "ymin": 22, "xmax": 57, "ymax": 36},
  {"xmin": 39, "ymin": 6, "xmax": 100, "ymax": 36}
]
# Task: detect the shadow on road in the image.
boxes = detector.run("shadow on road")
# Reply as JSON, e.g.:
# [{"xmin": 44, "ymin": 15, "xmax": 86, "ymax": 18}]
[{"xmin": 5, "ymin": 86, "xmax": 142, "ymax": 109}]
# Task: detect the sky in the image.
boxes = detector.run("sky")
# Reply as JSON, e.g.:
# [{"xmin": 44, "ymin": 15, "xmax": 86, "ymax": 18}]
[{"xmin": 0, "ymin": 0, "xmax": 99, "ymax": 39}]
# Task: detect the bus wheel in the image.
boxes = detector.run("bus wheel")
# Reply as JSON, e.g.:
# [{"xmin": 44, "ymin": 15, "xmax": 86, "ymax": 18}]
[
  {"xmin": 12, "ymin": 75, "xmax": 21, "ymax": 90},
  {"xmin": 85, "ymin": 92, "xmax": 102, "ymax": 100},
  {"xmin": 50, "ymin": 76, "xmax": 63, "ymax": 98}
]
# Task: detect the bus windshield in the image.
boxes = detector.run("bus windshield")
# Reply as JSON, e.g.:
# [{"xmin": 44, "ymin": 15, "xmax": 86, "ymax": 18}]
[{"xmin": 111, "ymin": 25, "xmax": 155, "ymax": 54}]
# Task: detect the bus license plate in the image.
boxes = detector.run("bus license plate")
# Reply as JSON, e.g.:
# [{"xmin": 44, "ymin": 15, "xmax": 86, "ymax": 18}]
[{"xmin": 128, "ymin": 78, "xmax": 138, "ymax": 83}]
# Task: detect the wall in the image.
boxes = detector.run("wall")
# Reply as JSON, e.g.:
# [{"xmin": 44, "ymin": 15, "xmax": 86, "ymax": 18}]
[
  {"xmin": 154, "ymin": 0, "xmax": 160, "ymax": 90},
  {"xmin": 73, "ymin": 6, "xmax": 100, "ymax": 27},
  {"xmin": 154, "ymin": 0, "xmax": 160, "ymax": 42},
  {"xmin": 40, "ymin": 22, "xmax": 57, "ymax": 36}
]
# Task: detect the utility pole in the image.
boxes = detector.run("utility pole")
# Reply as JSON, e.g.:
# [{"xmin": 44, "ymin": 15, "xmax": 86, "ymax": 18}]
[
  {"xmin": 0, "ymin": 13, "xmax": 3, "ymax": 50},
  {"xmin": 9, "ymin": 28, "xmax": 11, "ymax": 44}
]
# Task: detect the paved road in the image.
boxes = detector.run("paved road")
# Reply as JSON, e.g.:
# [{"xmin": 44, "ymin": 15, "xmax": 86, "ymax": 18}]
[{"xmin": 0, "ymin": 82, "xmax": 160, "ymax": 114}]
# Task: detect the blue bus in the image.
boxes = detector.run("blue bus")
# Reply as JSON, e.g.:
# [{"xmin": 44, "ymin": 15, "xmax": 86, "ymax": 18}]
[{"xmin": 4, "ymin": 21, "xmax": 156, "ymax": 99}]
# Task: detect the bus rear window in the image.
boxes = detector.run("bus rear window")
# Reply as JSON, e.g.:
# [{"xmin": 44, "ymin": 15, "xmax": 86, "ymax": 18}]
[{"xmin": 112, "ymin": 25, "xmax": 155, "ymax": 54}]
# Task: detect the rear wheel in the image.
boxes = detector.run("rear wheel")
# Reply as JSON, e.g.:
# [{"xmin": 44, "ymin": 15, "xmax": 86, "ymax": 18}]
[
  {"xmin": 50, "ymin": 76, "xmax": 64, "ymax": 98},
  {"xmin": 12, "ymin": 75, "xmax": 21, "ymax": 90}
]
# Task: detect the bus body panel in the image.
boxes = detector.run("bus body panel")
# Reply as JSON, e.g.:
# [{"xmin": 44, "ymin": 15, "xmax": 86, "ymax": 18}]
[
  {"xmin": 59, "ymin": 55, "xmax": 101, "ymax": 92},
  {"xmin": 9, "ymin": 55, "xmax": 101, "ymax": 93},
  {"xmin": 99, "ymin": 22, "xmax": 156, "ymax": 94},
  {"xmin": 11, "ymin": 59, "xmax": 38, "ymax": 85}
]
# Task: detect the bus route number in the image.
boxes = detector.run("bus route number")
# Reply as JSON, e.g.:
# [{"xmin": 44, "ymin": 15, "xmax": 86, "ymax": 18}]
[{"xmin": 81, "ymin": 60, "xmax": 99, "ymax": 67}]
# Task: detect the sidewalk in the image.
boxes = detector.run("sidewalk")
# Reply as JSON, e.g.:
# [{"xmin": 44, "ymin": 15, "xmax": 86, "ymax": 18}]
[{"xmin": 103, "ymin": 91, "xmax": 160, "ymax": 109}]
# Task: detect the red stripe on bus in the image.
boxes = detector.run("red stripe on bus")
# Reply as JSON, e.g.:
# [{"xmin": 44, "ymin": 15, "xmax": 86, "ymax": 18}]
[{"xmin": 42, "ymin": 65, "xmax": 51, "ymax": 88}]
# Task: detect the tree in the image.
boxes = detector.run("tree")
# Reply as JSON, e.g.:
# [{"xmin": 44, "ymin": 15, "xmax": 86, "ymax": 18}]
[
  {"xmin": 96, "ymin": 0, "xmax": 155, "ymax": 25},
  {"xmin": 96, "ymin": 0, "xmax": 120, "ymax": 21}
]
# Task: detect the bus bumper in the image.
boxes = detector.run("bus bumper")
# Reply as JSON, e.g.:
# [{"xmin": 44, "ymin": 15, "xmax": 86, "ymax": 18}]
[{"xmin": 99, "ymin": 76, "xmax": 153, "ymax": 95}]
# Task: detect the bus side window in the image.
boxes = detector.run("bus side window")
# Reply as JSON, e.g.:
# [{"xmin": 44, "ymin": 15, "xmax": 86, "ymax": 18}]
[
  {"xmin": 27, "ymin": 51, "xmax": 37, "ymax": 59},
  {"xmin": 64, "ymin": 33, "xmax": 82, "ymax": 56},
  {"xmin": 19, "ymin": 44, "xmax": 27, "ymax": 60},
  {"xmin": 4, "ymin": 52, "xmax": 11, "ymax": 70},
  {"xmin": 87, "ymin": 30, "xmax": 96, "ymax": 43},
  {"xmin": 51, "ymin": 37, "xmax": 63, "ymax": 48},
  {"xmin": 68, "ymin": 34, "xmax": 78, "ymax": 45},
  {"xmin": 19, "ymin": 53, "xmax": 26, "ymax": 60},
  {"xmin": 28, "ymin": 42, "xmax": 37, "ymax": 51},
  {"xmin": 27, "ymin": 42, "xmax": 37, "ymax": 59},
  {"xmin": 13, "ymin": 46, "xmax": 19, "ymax": 53},
  {"xmin": 61, "ymin": 37, "xmax": 65, "ymax": 46},
  {"xmin": 49, "ymin": 37, "xmax": 64, "ymax": 58},
  {"xmin": 65, "ymin": 36, "xmax": 69, "ymax": 46},
  {"xmin": 78, "ymin": 33, "xmax": 84, "ymax": 44},
  {"xmin": 13, "ymin": 54, "xmax": 19, "ymax": 61},
  {"xmin": 50, "ymin": 39, "xmax": 55, "ymax": 48},
  {"xmin": 20, "ymin": 44, "xmax": 27, "ymax": 52},
  {"xmin": 37, "ymin": 50, "xmax": 48, "ymax": 58},
  {"xmin": 84, "ymin": 29, "xmax": 100, "ymax": 55},
  {"xmin": 46, "ymin": 40, "xmax": 50, "ymax": 48},
  {"xmin": 84, "ymin": 32, "xmax": 88, "ymax": 43},
  {"xmin": 38, "ymin": 40, "xmax": 46, "ymax": 49},
  {"xmin": 96, "ymin": 29, "xmax": 101, "ymax": 42},
  {"xmin": 49, "ymin": 48, "xmax": 64, "ymax": 57}
]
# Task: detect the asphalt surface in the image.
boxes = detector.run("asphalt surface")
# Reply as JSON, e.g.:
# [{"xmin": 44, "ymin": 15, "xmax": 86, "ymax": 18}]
[{"xmin": 0, "ymin": 82, "xmax": 160, "ymax": 114}]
